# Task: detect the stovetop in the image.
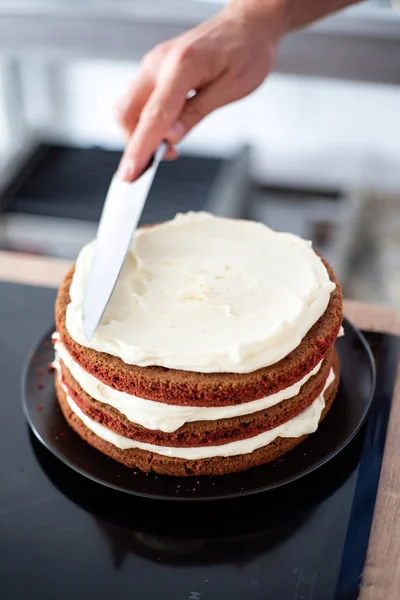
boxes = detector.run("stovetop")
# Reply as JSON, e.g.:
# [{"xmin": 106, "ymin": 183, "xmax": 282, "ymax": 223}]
[{"xmin": 0, "ymin": 282, "xmax": 398, "ymax": 600}]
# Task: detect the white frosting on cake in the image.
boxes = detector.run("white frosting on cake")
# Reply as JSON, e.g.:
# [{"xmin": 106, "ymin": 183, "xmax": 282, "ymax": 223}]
[
  {"xmin": 59, "ymin": 368, "xmax": 335, "ymax": 459},
  {"xmin": 65, "ymin": 212, "xmax": 335, "ymax": 373},
  {"xmin": 53, "ymin": 336, "xmax": 323, "ymax": 432}
]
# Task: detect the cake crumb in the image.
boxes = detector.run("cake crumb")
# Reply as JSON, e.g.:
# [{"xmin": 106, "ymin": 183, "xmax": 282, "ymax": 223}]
[
  {"xmin": 196, "ymin": 480, "xmax": 200, "ymax": 485},
  {"xmin": 133, "ymin": 471, "xmax": 138, "ymax": 475},
  {"xmin": 37, "ymin": 382, "xmax": 44, "ymax": 390},
  {"xmin": 36, "ymin": 404, "xmax": 44, "ymax": 412},
  {"xmin": 177, "ymin": 485, "xmax": 180, "ymax": 489},
  {"xmin": 205, "ymin": 580, "xmax": 209, "ymax": 584},
  {"xmin": 48, "ymin": 362, "xmax": 55, "ymax": 372}
]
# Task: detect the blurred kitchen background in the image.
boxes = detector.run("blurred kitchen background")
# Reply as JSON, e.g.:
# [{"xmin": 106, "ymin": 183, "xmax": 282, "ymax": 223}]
[{"xmin": 0, "ymin": 0, "xmax": 399, "ymax": 304}]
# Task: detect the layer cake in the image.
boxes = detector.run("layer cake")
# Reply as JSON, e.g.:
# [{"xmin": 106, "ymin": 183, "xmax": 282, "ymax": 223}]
[{"xmin": 53, "ymin": 212, "xmax": 343, "ymax": 476}]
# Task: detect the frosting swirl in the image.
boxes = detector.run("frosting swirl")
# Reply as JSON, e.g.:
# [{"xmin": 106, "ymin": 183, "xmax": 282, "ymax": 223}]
[{"xmin": 66, "ymin": 212, "xmax": 335, "ymax": 373}]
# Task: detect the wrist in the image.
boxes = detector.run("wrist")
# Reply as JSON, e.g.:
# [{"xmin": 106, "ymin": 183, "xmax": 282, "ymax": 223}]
[{"xmin": 227, "ymin": 0, "xmax": 290, "ymax": 41}]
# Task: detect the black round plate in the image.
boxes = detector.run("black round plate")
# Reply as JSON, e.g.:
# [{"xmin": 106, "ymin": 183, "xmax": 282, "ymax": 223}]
[{"xmin": 22, "ymin": 318, "xmax": 375, "ymax": 501}]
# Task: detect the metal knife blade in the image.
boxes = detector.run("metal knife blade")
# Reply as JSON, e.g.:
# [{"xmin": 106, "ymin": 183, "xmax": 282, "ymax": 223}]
[{"xmin": 82, "ymin": 142, "xmax": 166, "ymax": 341}]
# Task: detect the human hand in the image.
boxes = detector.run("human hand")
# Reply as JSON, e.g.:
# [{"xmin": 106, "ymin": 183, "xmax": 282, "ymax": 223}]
[{"xmin": 115, "ymin": 0, "xmax": 287, "ymax": 181}]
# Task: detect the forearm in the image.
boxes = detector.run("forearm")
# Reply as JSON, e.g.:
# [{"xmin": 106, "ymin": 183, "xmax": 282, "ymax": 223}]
[
  {"xmin": 230, "ymin": 0, "xmax": 362, "ymax": 35},
  {"xmin": 284, "ymin": 0, "xmax": 362, "ymax": 31}
]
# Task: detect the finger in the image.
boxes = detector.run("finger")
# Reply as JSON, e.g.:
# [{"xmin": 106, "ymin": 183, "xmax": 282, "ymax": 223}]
[
  {"xmin": 118, "ymin": 144, "xmax": 178, "ymax": 180},
  {"xmin": 114, "ymin": 73, "xmax": 154, "ymax": 138},
  {"xmin": 164, "ymin": 145, "xmax": 179, "ymax": 161},
  {"xmin": 118, "ymin": 52, "xmax": 193, "ymax": 181},
  {"xmin": 165, "ymin": 75, "xmax": 233, "ymax": 144}
]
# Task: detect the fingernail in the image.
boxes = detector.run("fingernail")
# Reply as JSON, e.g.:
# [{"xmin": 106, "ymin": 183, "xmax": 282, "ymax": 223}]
[
  {"xmin": 166, "ymin": 121, "xmax": 185, "ymax": 143},
  {"xmin": 117, "ymin": 158, "xmax": 135, "ymax": 182}
]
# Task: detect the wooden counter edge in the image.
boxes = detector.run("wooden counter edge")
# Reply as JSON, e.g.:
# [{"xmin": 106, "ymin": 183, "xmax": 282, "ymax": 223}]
[
  {"xmin": 1, "ymin": 249, "xmax": 400, "ymax": 599},
  {"xmin": 0, "ymin": 250, "xmax": 72, "ymax": 289}
]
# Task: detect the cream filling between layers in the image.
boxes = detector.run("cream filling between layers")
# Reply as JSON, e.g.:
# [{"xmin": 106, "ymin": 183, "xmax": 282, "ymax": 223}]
[
  {"xmin": 58, "ymin": 368, "xmax": 335, "ymax": 460},
  {"xmin": 53, "ymin": 336, "xmax": 323, "ymax": 433},
  {"xmin": 65, "ymin": 212, "xmax": 335, "ymax": 374}
]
